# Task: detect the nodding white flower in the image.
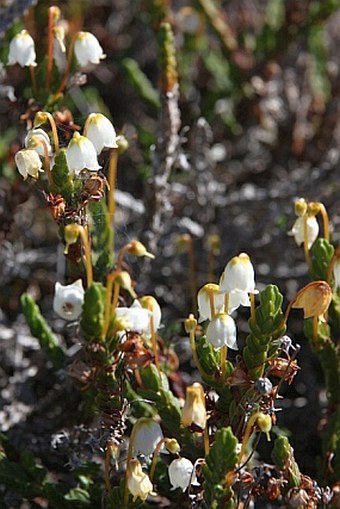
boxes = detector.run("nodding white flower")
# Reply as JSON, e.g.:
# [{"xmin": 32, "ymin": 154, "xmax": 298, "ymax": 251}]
[
  {"xmin": 85, "ymin": 113, "xmax": 118, "ymax": 154},
  {"xmin": 133, "ymin": 419, "xmax": 163, "ymax": 457},
  {"xmin": 8, "ymin": 30, "xmax": 37, "ymax": 67},
  {"xmin": 181, "ymin": 382, "xmax": 207, "ymax": 430},
  {"xmin": 115, "ymin": 300, "xmax": 151, "ymax": 334},
  {"xmin": 206, "ymin": 313, "xmax": 237, "ymax": 350},
  {"xmin": 74, "ymin": 31, "xmax": 106, "ymax": 67},
  {"xmin": 24, "ymin": 128, "xmax": 53, "ymax": 157},
  {"xmin": 66, "ymin": 132, "xmax": 101, "ymax": 175},
  {"xmin": 168, "ymin": 457, "xmax": 195, "ymax": 492},
  {"xmin": 53, "ymin": 279, "xmax": 84, "ymax": 321},
  {"xmin": 139, "ymin": 295, "xmax": 162, "ymax": 334},
  {"xmin": 197, "ymin": 283, "xmax": 224, "ymax": 322},
  {"xmin": 227, "ymin": 289, "xmax": 252, "ymax": 313},
  {"xmin": 127, "ymin": 459, "xmax": 153, "ymax": 501},
  {"xmin": 288, "ymin": 215, "xmax": 319, "ymax": 249},
  {"xmin": 14, "ymin": 149, "xmax": 43, "ymax": 180},
  {"xmin": 219, "ymin": 253, "xmax": 256, "ymax": 294}
]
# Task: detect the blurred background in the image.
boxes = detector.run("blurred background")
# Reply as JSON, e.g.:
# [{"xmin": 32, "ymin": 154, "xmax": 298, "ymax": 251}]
[{"xmin": 0, "ymin": 0, "xmax": 339, "ymax": 503}]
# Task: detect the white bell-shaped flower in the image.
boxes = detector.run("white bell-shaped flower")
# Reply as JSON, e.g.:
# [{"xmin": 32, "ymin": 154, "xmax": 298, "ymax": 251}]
[
  {"xmin": 227, "ymin": 289, "xmax": 251, "ymax": 313},
  {"xmin": 115, "ymin": 300, "xmax": 151, "ymax": 334},
  {"xmin": 181, "ymin": 382, "xmax": 207, "ymax": 430},
  {"xmin": 288, "ymin": 215, "xmax": 319, "ymax": 249},
  {"xmin": 8, "ymin": 30, "xmax": 37, "ymax": 67},
  {"xmin": 219, "ymin": 253, "xmax": 255, "ymax": 294},
  {"xmin": 168, "ymin": 457, "xmax": 195, "ymax": 492},
  {"xmin": 139, "ymin": 296, "xmax": 162, "ymax": 335},
  {"xmin": 85, "ymin": 113, "xmax": 118, "ymax": 154},
  {"xmin": 197, "ymin": 283, "xmax": 224, "ymax": 322},
  {"xmin": 333, "ymin": 259, "xmax": 340, "ymax": 290},
  {"xmin": 133, "ymin": 419, "xmax": 163, "ymax": 457},
  {"xmin": 53, "ymin": 279, "xmax": 84, "ymax": 321},
  {"xmin": 66, "ymin": 132, "xmax": 101, "ymax": 175},
  {"xmin": 74, "ymin": 31, "xmax": 106, "ymax": 67},
  {"xmin": 127, "ymin": 459, "xmax": 153, "ymax": 501},
  {"xmin": 15, "ymin": 149, "xmax": 42, "ymax": 180},
  {"xmin": 206, "ymin": 312, "xmax": 237, "ymax": 350},
  {"xmin": 25, "ymin": 128, "xmax": 53, "ymax": 157}
]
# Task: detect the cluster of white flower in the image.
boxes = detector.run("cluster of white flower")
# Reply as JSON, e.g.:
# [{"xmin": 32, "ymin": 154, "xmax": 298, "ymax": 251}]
[
  {"xmin": 7, "ymin": 29, "xmax": 105, "ymax": 69},
  {"xmin": 127, "ymin": 418, "xmax": 196, "ymax": 500},
  {"xmin": 14, "ymin": 112, "xmax": 117, "ymax": 180},
  {"xmin": 197, "ymin": 252, "xmax": 256, "ymax": 351}
]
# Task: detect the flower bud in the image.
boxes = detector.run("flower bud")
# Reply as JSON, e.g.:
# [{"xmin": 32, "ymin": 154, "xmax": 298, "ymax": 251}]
[
  {"xmin": 115, "ymin": 271, "xmax": 137, "ymax": 299},
  {"xmin": 165, "ymin": 438, "xmax": 180, "ymax": 454},
  {"xmin": 206, "ymin": 313, "xmax": 237, "ymax": 351},
  {"xmin": 127, "ymin": 458, "xmax": 153, "ymax": 501},
  {"xmin": 33, "ymin": 111, "xmax": 49, "ymax": 128},
  {"xmin": 53, "ymin": 279, "xmax": 84, "ymax": 321},
  {"xmin": 8, "ymin": 30, "xmax": 37, "ymax": 67},
  {"xmin": 133, "ymin": 418, "xmax": 163, "ymax": 457},
  {"xmin": 14, "ymin": 149, "xmax": 42, "ymax": 180},
  {"xmin": 292, "ymin": 281, "xmax": 332, "ymax": 321},
  {"xmin": 74, "ymin": 31, "xmax": 106, "ymax": 67},
  {"xmin": 176, "ymin": 233, "xmax": 192, "ymax": 252},
  {"xmin": 116, "ymin": 134, "xmax": 129, "ymax": 154},
  {"xmin": 127, "ymin": 240, "xmax": 155, "ymax": 259},
  {"xmin": 184, "ymin": 314, "xmax": 197, "ymax": 334},
  {"xmin": 64, "ymin": 224, "xmax": 80, "ymax": 254},
  {"xmin": 182, "ymin": 382, "xmax": 206, "ymax": 430},
  {"xmin": 294, "ymin": 198, "xmax": 307, "ymax": 217},
  {"xmin": 307, "ymin": 201, "xmax": 321, "ymax": 216},
  {"xmin": 257, "ymin": 413, "xmax": 272, "ymax": 435},
  {"xmin": 208, "ymin": 234, "xmax": 221, "ymax": 255},
  {"xmin": 85, "ymin": 113, "xmax": 118, "ymax": 154},
  {"xmin": 168, "ymin": 457, "xmax": 195, "ymax": 492}
]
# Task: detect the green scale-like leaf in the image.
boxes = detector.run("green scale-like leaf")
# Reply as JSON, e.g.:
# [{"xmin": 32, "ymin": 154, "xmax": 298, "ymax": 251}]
[
  {"xmin": 310, "ymin": 238, "xmax": 334, "ymax": 281},
  {"xmin": 80, "ymin": 283, "xmax": 106, "ymax": 341},
  {"xmin": 50, "ymin": 149, "xmax": 75, "ymax": 203},
  {"xmin": 203, "ymin": 427, "xmax": 238, "ymax": 509},
  {"xmin": 20, "ymin": 294, "xmax": 66, "ymax": 369},
  {"xmin": 272, "ymin": 436, "xmax": 301, "ymax": 488},
  {"xmin": 243, "ymin": 285, "xmax": 286, "ymax": 380}
]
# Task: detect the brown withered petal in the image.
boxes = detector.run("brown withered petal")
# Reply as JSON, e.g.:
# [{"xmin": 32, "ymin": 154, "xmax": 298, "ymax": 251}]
[
  {"xmin": 292, "ymin": 281, "xmax": 332, "ymax": 321},
  {"xmin": 267, "ymin": 358, "xmax": 300, "ymax": 385}
]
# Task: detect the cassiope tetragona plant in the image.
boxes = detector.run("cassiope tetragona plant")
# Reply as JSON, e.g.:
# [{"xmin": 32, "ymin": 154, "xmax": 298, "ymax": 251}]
[{"xmin": 5, "ymin": 8, "xmax": 340, "ymax": 509}]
